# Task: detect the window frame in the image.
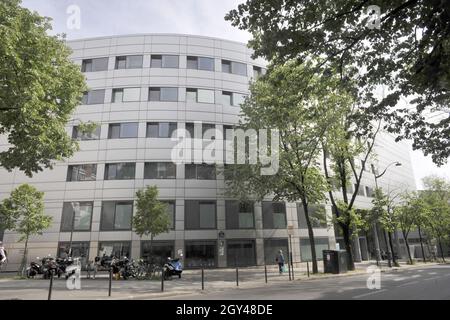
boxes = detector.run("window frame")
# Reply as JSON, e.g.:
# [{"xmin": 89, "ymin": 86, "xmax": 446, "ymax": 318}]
[{"xmin": 100, "ymin": 201, "xmax": 133, "ymax": 231}]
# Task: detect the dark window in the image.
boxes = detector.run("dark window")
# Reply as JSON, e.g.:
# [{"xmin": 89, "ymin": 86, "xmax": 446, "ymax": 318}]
[
  {"xmin": 104, "ymin": 163, "xmax": 136, "ymax": 180},
  {"xmin": 262, "ymin": 202, "xmax": 287, "ymax": 229},
  {"xmin": 264, "ymin": 239, "xmax": 288, "ymax": 265},
  {"xmin": 98, "ymin": 241, "xmax": 131, "ymax": 258},
  {"xmin": 60, "ymin": 202, "xmax": 93, "ymax": 231},
  {"xmin": 221, "ymin": 91, "xmax": 233, "ymax": 105},
  {"xmin": 221, "ymin": 60, "xmax": 231, "ymax": 73},
  {"xmin": 108, "ymin": 123, "xmax": 138, "ymax": 139},
  {"xmin": 115, "ymin": 55, "xmax": 143, "ymax": 69},
  {"xmin": 300, "ymin": 238, "xmax": 329, "ymax": 262},
  {"xmin": 185, "ymin": 200, "xmax": 216, "ymax": 230},
  {"xmin": 100, "ymin": 201, "xmax": 133, "ymax": 231},
  {"xmin": 365, "ymin": 186, "xmax": 375, "ymax": 197},
  {"xmin": 221, "ymin": 60, "xmax": 247, "ymax": 76},
  {"xmin": 144, "ymin": 162, "xmax": 176, "ymax": 179},
  {"xmin": 141, "ymin": 241, "xmax": 174, "ymax": 264},
  {"xmin": 253, "ymin": 66, "xmax": 262, "ymax": 79},
  {"xmin": 227, "ymin": 240, "xmax": 256, "ymax": 267},
  {"xmin": 297, "ymin": 203, "xmax": 327, "ymax": 228},
  {"xmin": 151, "ymin": 55, "xmax": 178, "ymax": 68},
  {"xmin": 185, "ymin": 122, "xmax": 195, "ymax": 139},
  {"xmin": 148, "ymin": 87, "xmax": 178, "ymax": 102},
  {"xmin": 146, "ymin": 122, "xmax": 177, "ymax": 138},
  {"xmin": 82, "ymin": 57, "xmax": 108, "ymax": 72},
  {"xmin": 72, "ymin": 126, "xmax": 100, "ymax": 141},
  {"xmin": 185, "ymin": 240, "xmax": 217, "ymax": 268},
  {"xmin": 202, "ymin": 123, "xmax": 216, "ymax": 139},
  {"xmin": 185, "ymin": 164, "xmax": 216, "ymax": 180},
  {"xmin": 161, "ymin": 201, "xmax": 176, "ymax": 230},
  {"xmin": 67, "ymin": 164, "xmax": 97, "ymax": 181},
  {"xmin": 355, "ymin": 184, "xmax": 365, "ymax": 196},
  {"xmin": 225, "ymin": 201, "xmax": 255, "ymax": 229},
  {"xmin": 187, "ymin": 56, "xmax": 214, "ymax": 71},
  {"xmin": 81, "ymin": 89, "xmax": 105, "ymax": 105}
]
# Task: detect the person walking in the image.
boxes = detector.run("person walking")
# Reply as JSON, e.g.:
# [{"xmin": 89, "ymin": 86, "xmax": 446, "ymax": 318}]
[
  {"xmin": 0, "ymin": 241, "xmax": 7, "ymax": 271},
  {"xmin": 275, "ymin": 249, "xmax": 285, "ymax": 274}
]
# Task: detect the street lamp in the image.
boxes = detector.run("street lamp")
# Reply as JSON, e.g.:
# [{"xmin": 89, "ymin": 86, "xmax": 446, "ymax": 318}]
[{"xmin": 372, "ymin": 162, "xmax": 402, "ymax": 268}]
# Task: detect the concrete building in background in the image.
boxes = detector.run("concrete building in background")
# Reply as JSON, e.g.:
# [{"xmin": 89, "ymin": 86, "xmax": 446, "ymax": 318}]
[{"xmin": 0, "ymin": 34, "xmax": 417, "ymax": 271}]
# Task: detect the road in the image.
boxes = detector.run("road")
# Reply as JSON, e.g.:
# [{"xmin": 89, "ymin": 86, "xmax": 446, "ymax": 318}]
[{"xmin": 160, "ymin": 264, "xmax": 450, "ymax": 300}]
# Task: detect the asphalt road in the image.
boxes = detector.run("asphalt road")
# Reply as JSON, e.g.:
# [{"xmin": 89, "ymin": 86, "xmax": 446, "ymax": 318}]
[{"xmin": 161, "ymin": 264, "xmax": 450, "ymax": 300}]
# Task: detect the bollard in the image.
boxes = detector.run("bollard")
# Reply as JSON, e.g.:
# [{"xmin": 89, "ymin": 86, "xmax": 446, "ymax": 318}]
[
  {"xmin": 292, "ymin": 261, "xmax": 295, "ymax": 280},
  {"xmin": 48, "ymin": 270, "xmax": 54, "ymax": 300},
  {"xmin": 264, "ymin": 264, "xmax": 268, "ymax": 284},
  {"xmin": 201, "ymin": 267, "xmax": 204, "ymax": 290},
  {"xmin": 108, "ymin": 267, "xmax": 112, "ymax": 297},
  {"xmin": 307, "ymin": 261, "xmax": 310, "ymax": 278},
  {"xmin": 288, "ymin": 261, "xmax": 292, "ymax": 281},
  {"xmin": 236, "ymin": 267, "xmax": 239, "ymax": 287},
  {"xmin": 161, "ymin": 268, "xmax": 164, "ymax": 292}
]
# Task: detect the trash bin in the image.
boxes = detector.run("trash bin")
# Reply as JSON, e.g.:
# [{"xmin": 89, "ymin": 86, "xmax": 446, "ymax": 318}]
[{"xmin": 323, "ymin": 250, "xmax": 348, "ymax": 274}]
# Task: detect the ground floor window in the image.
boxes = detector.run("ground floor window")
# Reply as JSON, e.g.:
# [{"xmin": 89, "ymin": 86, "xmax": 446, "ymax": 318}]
[
  {"xmin": 141, "ymin": 241, "xmax": 174, "ymax": 265},
  {"xmin": 299, "ymin": 237, "xmax": 329, "ymax": 261},
  {"xmin": 185, "ymin": 240, "xmax": 217, "ymax": 268},
  {"xmin": 98, "ymin": 241, "xmax": 131, "ymax": 258},
  {"xmin": 57, "ymin": 241, "xmax": 90, "ymax": 268},
  {"xmin": 264, "ymin": 238, "xmax": 288, "ymax": 265},
  {"xmin": 227, "ymin": 239, "xmax": 256, "ymax": 267}
]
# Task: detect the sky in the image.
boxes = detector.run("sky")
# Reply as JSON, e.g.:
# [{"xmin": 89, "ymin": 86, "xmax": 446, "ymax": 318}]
[{"xmin": 20, "ymin": 0, "xmax": 450, "ymax": 189}]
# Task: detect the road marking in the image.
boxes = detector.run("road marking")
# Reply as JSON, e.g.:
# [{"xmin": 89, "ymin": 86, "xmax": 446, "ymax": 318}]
[
  {"xmin": 424, "ymin": 277, "xmax": 440, "ymax": 281},
  {"xmin": 397, "ymin": 280, "xmax": 419, "ymax": 287},
  {"xmin": 353, "ymin": 289, "xmax": 387, "ymax": 299}
]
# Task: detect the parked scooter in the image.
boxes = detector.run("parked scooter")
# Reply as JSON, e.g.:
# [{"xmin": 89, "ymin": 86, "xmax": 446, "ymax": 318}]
[
  {"xmin": 163, "ymin": 257, "xmax": 182, "ymax": 280},
  {"xmin": 63, "ymin": 257, "xmax": 81, "ymax": 280},
  {"xmin": 26, "ymin": 257, "xmax": 44, "ymax": 278}
]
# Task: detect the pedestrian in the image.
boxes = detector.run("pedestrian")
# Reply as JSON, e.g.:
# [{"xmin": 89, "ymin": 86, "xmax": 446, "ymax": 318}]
[
  {"xmin": 0, "ymin": 241, "xmax": 7, "ymax": 271},
  {"xmin": 275, "ymin": 249, "xmax": 285, "ymax": 274}
]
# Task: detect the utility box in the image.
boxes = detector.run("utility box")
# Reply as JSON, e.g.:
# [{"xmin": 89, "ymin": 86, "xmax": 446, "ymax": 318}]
[{"xmin": 323, "ymin": 250, "xmax": 348, "ymax": 274}]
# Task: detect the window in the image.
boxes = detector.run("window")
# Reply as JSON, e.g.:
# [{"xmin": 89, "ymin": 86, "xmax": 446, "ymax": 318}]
[
  {"xmin": 144, "ymin": 162, "xmax": 176, "ymax": 179},
  {"xmin": 264, "ymin": 239, "xmax": 288, "ymax": 265},
  {"xmin": 150, "ymin": 55, "xmax": 179, "ymax": 68},
  {"xmin": 100, "ymin": 201, "xmax": 133, "ymax": 231},
  {"xmin": 202, "ymin": 123, "xmax": 216, "ymax": 139},
  {"xmin": 355, "ymin": 184, "xmax": 365, "ymax": 196},
  {"xmin": 67, "ymin": 164, "xmax": 97, "ymax": 181},
  {"xmin": 221, "ymin": 91, "xmax": 232, "ymax": 105},
  {"xmin": 185, "ymin": 123, "xmax": 195, "ymax": 139},
  {"xmin": 104, "ymin": 163, "xmax": 136, "ymax": 180},
  {"xmin": 221, "ymin": 59, "xmax": 247, "ymax": 76},
  {"xmin": 108, "ymin": 123, "xmax": 138, "ymax": 139},
  {"xmin": 226, "ymin": 201, "xmax": 255, "ymax": 229},
  {"xmin": 115, "ymin": 55, "xmax": 143, "ymax": 69},
  {"xmin": 227, "ymin": 240, "xmax": 256, "ymax": 267},
  {"xmin": 98, "ymin": 241, "xmax": 131, "ymax": 258},
  {"xmin": 300, "ymin": 238, "xmax": 329, "ymax": 262},
  {"xmin": 185, "ymin": 240, "xmax": 217, "ymax": 268},
  {"xmin": 146, "ymin": 122, "xmax": 177, "ymax": 138},
  {"xmin": 112, "ymin": 88, "xmax": 140, "ymax": 102},
  {"xmin": 233, "ymin": 93, "xmax": 246, "ymax": 106},
  {"xmin": 162, "ymin": 201, "xmax": 176, "ymax": 230},
  {"xmin": 297, "ymin": 204, "xmax": 327, "ymax": 228},
  {"xmin": 148, "ymin": 87, "xmax": 178, "ymax": 102},
  {"xmin": 81, "ymin": 57, "xmax": 108, "ymax": 72},
  {"xmin": 187, "ymin": 56, "xmax": 214, "ymax": 71},
  {"xmin": 141, "ymin": 241, "xmax": 174, "ymax": 264},
  {"xmin": 186, "ymin": 88, "xmax": 215, "ymax": 104},
  {"xmin": 253, "ymin": 66, "xmax": 262, "ymax": 79},
  {"xmin": 60, "ymin": 202, "xmax": 93, "ymax": 231},
  {"xmin": 81, "ymin": 89, "xmax": 105, "ymax": 105},
  {"xmin": 185, "ymin": 200, "xmax": 216, "ymax": 230},
  {"xmin": 262, "ymin": 201, "xmax": 287, "ymax": 229},
  {"xmin": 72, "ymin": 126, "xmax": 100, "ymax": 141},
  {"xmin": 365, "ymin": 186, "xmax": 375, "ymax": 198},
  {"xmin": 185, "ymin": 164, "xmax": 216, "ymax": 180}
]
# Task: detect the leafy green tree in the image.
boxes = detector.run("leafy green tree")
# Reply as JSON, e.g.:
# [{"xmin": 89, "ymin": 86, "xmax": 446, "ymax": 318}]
[
  {"xmin": 224, "ymin": 61, "xmax": 352, "ymax": 273},
  {"xmin": 226, "ymin": 0, "xmax": 450, "ymax": 165},
  {"xmin": 0, "ymin": 184, "xmax": 52, "ymax": 274},
  {"xmin": 133, "ymin": 185, "xmax": 171, "ymax": 265},
  {"xmin": 0, "ymin": 0, "xmax": 87, "ymax": 176}
]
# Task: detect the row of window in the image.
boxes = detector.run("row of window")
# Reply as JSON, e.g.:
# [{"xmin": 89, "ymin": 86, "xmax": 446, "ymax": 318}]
[
  {"xmin": 81, "ymin": 87, "xmax": 247, "ymax": 106},
  {"xmin": 81, "ymin": 55, "xmax": 264, "ymax": 77},
  {"xmin": 60, "ymin": 200, "xmax": 327, "ymax": 232},
  {"xmin": 59, "ymin": 236, "xmax": 328, "ymax": 268}
]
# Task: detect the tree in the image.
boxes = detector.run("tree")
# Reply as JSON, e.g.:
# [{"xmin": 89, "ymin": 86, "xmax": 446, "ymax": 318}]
[
  {"xmin": 226, "ymin": 0, "xmax": 450, "ymax": 165},
  {"xmin": 0, "ymin": 184, "xmax": 52, "ymax": 274},
  {"xmin": 133, "ymin": 185, "xmax": 171, "ymax": 265},
  {"xmin": 420, "ymin": 176, "xmax": 450, "ymax": 262},
  {"xmin": 224, "ymin": 61, "xmax": 352, "ymax": 273},
  {"xmin": 0, "ymin": 0, "xmax": 87, "ymax": 176}
]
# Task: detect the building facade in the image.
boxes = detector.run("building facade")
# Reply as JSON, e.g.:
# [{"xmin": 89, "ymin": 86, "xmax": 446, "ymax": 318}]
[{"xmin": 0, "ymin": 34, "xmax": 417, "ymax": 271}]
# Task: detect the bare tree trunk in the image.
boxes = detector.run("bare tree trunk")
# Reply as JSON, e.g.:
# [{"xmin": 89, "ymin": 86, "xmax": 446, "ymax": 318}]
[
  {"xmin": 388, "ymin": 232, "xmax": 397, "ymax": 266},
  {"xmin": 341, "ymin": 223, "xmax": 355, "ymax": 271},
  {"xmin": 438, "ymin": 238, "xmax": 446, "ymax": 263},
  {"xmin": 302, "ymin": 201, "xmax": 318, "ymax": 274},
  {"xmin": 19, "ymin": 235, "xmax": 29, "ymax": 276},
  {"xmin": 403, "ymin": 231, "xmax": 413, "ymax": 264},
  {"xmin": 418, "ymin": 226, "xmax": 426, "ymax": 262}
]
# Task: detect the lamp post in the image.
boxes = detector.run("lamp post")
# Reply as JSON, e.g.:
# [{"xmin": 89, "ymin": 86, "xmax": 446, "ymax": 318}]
[{"xmin": 373, "ymin": 162, "xmax": 402, "ymax": 268}]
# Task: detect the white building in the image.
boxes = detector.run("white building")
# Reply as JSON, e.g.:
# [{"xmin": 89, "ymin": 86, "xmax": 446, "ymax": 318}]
[{"xmin": 0, "ymin": 34, "xmax": 417, "ymax": 271}]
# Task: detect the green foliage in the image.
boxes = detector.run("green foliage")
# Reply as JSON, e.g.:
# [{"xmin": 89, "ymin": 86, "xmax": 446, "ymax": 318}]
[
  {"xmin": 371, "ymin": 188, "xmax": 398, "ymax": 233},
  {"xmin": 133, "ymin": 185, "xmax": 171, "ymax": 238},
  {"xmin": 0, "ymin": 0, "xmax": 87, "ymax": 176},
  {"xmin": 333, "ymin": 201, "xmax": 369, "ymax": 238},
  {"xmin": 226, "ymin": 0, "xmax": 450, "ymax": 165},
  {"xmin": 0, "ymin": 184, "xmax": 52, "ymax": 241}
]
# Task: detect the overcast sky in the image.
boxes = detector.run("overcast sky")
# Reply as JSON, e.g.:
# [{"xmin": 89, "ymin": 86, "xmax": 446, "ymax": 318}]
[{"xmin": 20, "ymin": 0, "xmax": 450, "ymax": 188}]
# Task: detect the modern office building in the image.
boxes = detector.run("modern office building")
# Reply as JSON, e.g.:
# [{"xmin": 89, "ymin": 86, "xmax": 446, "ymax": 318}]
[{"xmin": 0, "ymin": 34, "xmax": 417, "ymax": 271}]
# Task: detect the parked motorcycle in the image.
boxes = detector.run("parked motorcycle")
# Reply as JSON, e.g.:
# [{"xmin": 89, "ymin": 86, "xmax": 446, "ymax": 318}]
[
  {"xmin": 63, "ymin": 257, "xmax": 81, "ymax": 280},
  {"xmin": 163, "ymin": 257, "xmax": 182, "ymax": 280},
  {"xmin": 26, "ymin": 257, "xmax": 44, "ymax": 278}
]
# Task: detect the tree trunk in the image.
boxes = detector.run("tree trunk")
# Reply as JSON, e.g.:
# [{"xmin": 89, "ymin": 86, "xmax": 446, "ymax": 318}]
[
  {"xmin": 341, "ymin": 223, "xmax": 355, "ymax": 271},
  {"xmin": 418, "ymin": 226, "xmax": 426, "ymax": 262},
  {"xmin": 438, "ymin": 238, "xmax": 446, "ymax": 263},
  {"xmin": 150, "ymin": 235, "xmax": 154, "ymax": 265},
  {"xmin": 302, "ymin": 201, "xmax": 318, "ymax": 274},
  {"xmin": 19, "ymin": 235, "xmax": 29, "ymax": 276},
  {"xmin": 403, "ymin": 231, "xmax": 413, "ymax": 264},
  {"xmin": 388, "ymin": 232, "xmax": 397, "ymax": 266}
]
